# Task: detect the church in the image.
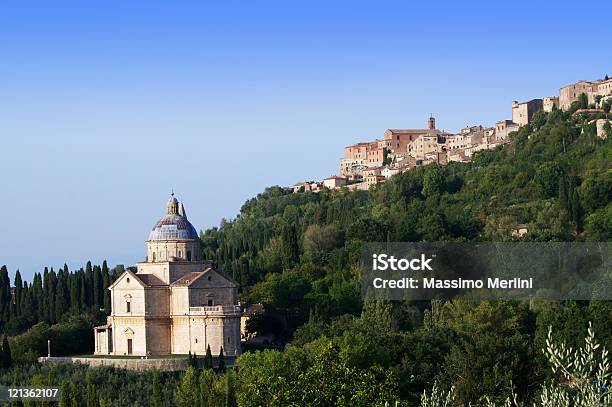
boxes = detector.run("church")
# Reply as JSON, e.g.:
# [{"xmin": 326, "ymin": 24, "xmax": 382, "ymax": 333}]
[{"xmin": 94, "ymin": 194, "xmax": 242, "ymax": 357}]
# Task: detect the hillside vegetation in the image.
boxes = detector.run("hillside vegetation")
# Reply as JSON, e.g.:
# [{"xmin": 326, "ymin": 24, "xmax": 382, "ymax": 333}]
[{"xmin": 0, "ymin": 108, "xmax": 610, "ymax": 405}]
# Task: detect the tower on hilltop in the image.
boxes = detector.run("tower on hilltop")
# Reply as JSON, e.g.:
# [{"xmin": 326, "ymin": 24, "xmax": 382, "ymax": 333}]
[{"xmin": 428, "ymin": 115, "xmax": 436, "ymax": 130}]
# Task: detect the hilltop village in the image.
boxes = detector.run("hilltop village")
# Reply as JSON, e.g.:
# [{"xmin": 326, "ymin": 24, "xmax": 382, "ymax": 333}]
[{"xmin": 292, "ymin": 76, "xmax": 612, "ymax": 193}]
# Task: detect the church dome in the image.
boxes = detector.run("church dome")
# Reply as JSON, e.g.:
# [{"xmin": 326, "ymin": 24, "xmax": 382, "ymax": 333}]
[{"xmin": 148, "ymin": 194, "xmax": 199, "ymax": 241}]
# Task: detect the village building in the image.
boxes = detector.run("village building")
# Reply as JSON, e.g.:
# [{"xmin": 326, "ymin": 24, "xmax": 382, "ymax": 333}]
[
  {"xmin": 323, "ymin": 176, "xmax": 348, "ymax": 189},
  {"xmin": 512, "ymin": 99, "xmax": 543, "ymax": 126},
  {"xmin": 560, "ymin": 80, "xmax": 598, "ymax": 110},
  {"xmin": 543, "ymin": 96, "xmax": 559, "ymax": 112},
  {"xmin": 596, "ymin": 78, "xmax": 612, "ymax": 99},
  {"xmin": 94, "ymin": 194, "xmax": 242, "ymax": 357},
  {"xmin": 407, "ymin": 134, "xmax": 446, "ymax": 160},
  {"xmin": 495, "ymin": 120, "xmax": 520, "ymax": 140}
]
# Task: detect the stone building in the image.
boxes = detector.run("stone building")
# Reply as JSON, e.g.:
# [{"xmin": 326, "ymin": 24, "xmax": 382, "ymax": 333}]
[
  {"xmin": 559, "ymin": 80, "xmax": 597, "ymax": 110},
  {"xmin": 511, "ymin": 99, "xmax": 543, "ymax": 126},
  {"xmin": 94, "ymin": 194, "xmax": 241, "ymax": 357},
  {"xmin": 495, "ymin": 120, "xmax": 520, "ymax": 140},
  {"xmin": 381, "ymin": 116, "xmax": 447, "ymax": 153},
  {"xmin": 323, "ymin": 175, "xmax": 348, "ymax": 189},
  {"xmin": 543, "ymin": 96, "xmax": 559, "ymax": 112}
]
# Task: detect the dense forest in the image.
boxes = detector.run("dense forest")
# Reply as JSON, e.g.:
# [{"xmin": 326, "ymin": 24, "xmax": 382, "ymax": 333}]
[{"xmin": 0, "ymin": 106, "xmax": 610, "ymax": 405}]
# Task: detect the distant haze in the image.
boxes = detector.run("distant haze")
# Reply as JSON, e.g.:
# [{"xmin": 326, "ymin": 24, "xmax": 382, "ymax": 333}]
[{"xmin": 1, "ymin": 1, "xmax": 611, "ymax": 281}]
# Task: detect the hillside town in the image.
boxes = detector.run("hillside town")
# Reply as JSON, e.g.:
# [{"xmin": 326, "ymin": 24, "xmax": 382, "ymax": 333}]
[{"xmin": 292, "ymin": 76, "xmax": 612, "ymax": 193}]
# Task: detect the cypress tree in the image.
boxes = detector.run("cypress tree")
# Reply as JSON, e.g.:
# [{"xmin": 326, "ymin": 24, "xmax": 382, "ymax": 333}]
[
  {"xmin": 204, "ymin": 345, "xmax": 213, "ymax": 370},
  {"xmin": 93, "ymin": 265, "xmax": 102, "ymax": 309},
  {"xmin": 79, "ymin": 270, "xmax": 87, "ymax": 310},
  {"xmin": 14, "ymin": 270, "xmax": 22, "ymax": 318},
  {"xmin": 85, "ymin": 262, "xmax": 93, "ymax": 308},
  {"xmin": 40, "ymin": 270, "xmax": 49, "ymax": 323},
  {"xmin": 69, "ymin": 275, "xmax": 79, "ymax": 311},
  {"xmin": 47, "ymin": 268, "xmax": 57, "ymax": 324},
  {"xmin": 218, "ymin": 346, "xmax": 226, "ymax": 373},
  {"xmin": 0, "ymin": 336, "xmax": 10, "ymax": 368},
  {"xmin": 55, "ymin": 281, "xmax": 68, "ymax": 322},
  {"xmin": 102, "ymin": 260, "xmax": 111, "ymax": 313},
  {"xmin": 0, "ymin": 266, "xmax": 10, "ymax": 329}
]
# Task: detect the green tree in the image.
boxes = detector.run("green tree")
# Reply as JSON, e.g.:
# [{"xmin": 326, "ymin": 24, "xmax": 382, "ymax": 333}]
[
  {"xmin": 199, "ymin": 369, "xmax": 215, "ymax": 407},
  {"xmin": 59, "ymin": 380, "xmax": 72, "ymax": 407},
  {"xmin": 422, "ymin": 166, "xmax": 445, "ymax": 198},
  {"xmin": 177, "ymin": 366, "xmax": 200, "ymax": 407},
  {"xmin": 151, "ymin": 369, "xmax": 163, "ymax": 407},
  {"xmin": 579, "ymin": 92, "xmax": 588, "ymax": 109},
  {"xmin": 204, "ymin": 345, "xmax": 213, "ymax": 370},
  {"xmin": 225, "ymin": 370, "xmax": 237, "ymax": 407},
  {"xmin": 1, "ymin": 336, "xmax": 11, "ymax": 368},
  {"xmin": 218, "ymin": 346, "xmax": 226, "ymax": 373},
  {"xmin": 87, "ymin": 381, "xmax": 99, "ymax": 407}
]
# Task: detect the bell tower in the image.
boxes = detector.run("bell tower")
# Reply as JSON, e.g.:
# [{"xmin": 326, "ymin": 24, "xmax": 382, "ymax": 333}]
[{"xmin": 428, "ymin": 115, "xmax": 436, "ymax": 130}]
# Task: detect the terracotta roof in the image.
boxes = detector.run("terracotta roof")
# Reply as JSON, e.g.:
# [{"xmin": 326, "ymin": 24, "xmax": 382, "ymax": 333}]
[
  {"xmin": 171, "ymin": 270, "xmax": 209, "ymax": 286},
  {"xmin": 134, "ymin": 273, "xmax": 166, "ymax": 287}
]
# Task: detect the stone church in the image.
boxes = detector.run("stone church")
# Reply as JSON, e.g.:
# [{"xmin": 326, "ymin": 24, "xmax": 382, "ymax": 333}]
[{"xmin": 94, "ymin": 194, "xmax": 241, "ymax": 357}]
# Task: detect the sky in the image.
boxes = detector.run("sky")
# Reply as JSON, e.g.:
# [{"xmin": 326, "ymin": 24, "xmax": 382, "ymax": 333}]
[{"xmin": 1, "ymin": 1, "xmax": 611, "ymax": 281}]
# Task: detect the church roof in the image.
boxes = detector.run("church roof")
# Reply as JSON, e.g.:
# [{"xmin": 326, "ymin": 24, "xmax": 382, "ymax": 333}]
[
  {"xmin": 148, "ymin": 193, "xmax": 199, "ymax": 241},
  {"xmin": 134, "ymin": 273, "xmax": 166, "ymax": 287},
  {"xmin": 171, "ymin": 270, "xmax": 210, "ymax": 286},
  {"xmin": 171, "ymin": 267, "xmax": 239, "ymax": 287}
]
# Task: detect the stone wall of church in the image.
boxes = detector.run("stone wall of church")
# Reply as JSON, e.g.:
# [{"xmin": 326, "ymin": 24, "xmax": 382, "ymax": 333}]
[
  {"xmin": 145, "ymin": 319, "xmax": 171, "ymax": 355},
  {"xmin": 170, "ymin": 316, "xmax": 240, "ymax": 356},
  {"xmin": 189, "ymin": 287, "xmax": 237, "ymax": 307},
  {"xmin": 111, "ymin": 316, "xmax": 147, "ymax": 356},
  {"xmin": 112, "ymin": 278, "xmax": 145, "ymax": 316},
  {"xmin": 170, "ymin": 287, "xmax": 189, "ymax": 314},
  {"xmin": 136, "ymin": 263, "xmax": 170, "ymax": 283},
  {"xmin": 145, "ymin": 288, "xmax": 170, "ymax": 316},
  {"xmin": 222, "ymin": 317, "xmax": 242, "ymax": 356},
  {"xmin": 146, "ymin": 240, "xmax": 202, "ymax": 263}
]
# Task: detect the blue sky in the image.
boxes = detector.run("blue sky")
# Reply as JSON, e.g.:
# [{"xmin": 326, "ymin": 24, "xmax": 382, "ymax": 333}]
[{"xmin": 1, "ymin": 1, "xmax": 611, "ymax": 281}]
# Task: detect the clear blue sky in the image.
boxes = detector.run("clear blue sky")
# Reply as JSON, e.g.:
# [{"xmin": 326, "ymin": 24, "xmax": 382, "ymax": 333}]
[{"xmin": 1, "ymin": 1, "xmax": 611, "ymax": 281}]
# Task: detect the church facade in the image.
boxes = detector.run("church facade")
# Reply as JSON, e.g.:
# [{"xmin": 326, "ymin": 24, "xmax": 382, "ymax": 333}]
[{"xmin": 94, "ymin": 194, "xmax": 241, "ymax": 357}]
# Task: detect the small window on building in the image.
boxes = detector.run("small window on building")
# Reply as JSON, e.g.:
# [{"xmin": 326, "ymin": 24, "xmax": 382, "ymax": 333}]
[
  {"xmin": 126, "ymin": 301, "xmax": 131, "ymax": 313},
  {"xmin": 178, "ymin": 250, "xmax": 182, "ymax": 258},
  {"xmin": 126, "ymin": 278, "xmax": 130, "ymax": 283},
  {"xmin": 195, "ymin": 338, "xmax": 198, "ymax": 343},
  {"xmin": 207, "ymin": 299, "xmax": 213, "ymax": 306},
  {"xmin": 228, "ymin": 337, "xmax": 230, "ymax": 343},
  {"xmin": 187, "ymin": 251, "xmax": 192, "ymax": 261},
  {"xmin": 208, "ymin": 276, "xmax": 212, "ymax": 281},
  {"xmin": 152, "ymin": 252, "xmax": 156, "ymax": 262}
]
